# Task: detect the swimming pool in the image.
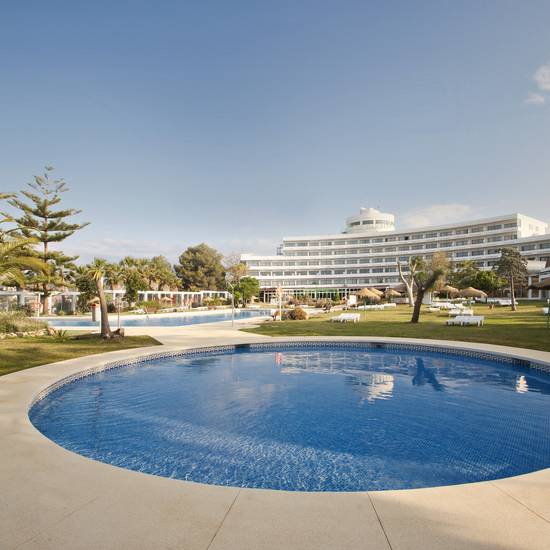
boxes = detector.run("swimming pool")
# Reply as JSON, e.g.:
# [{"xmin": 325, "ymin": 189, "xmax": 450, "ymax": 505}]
[
  {"xmin": 30, "ymin": 343, "xmax": 550, "ymax": 492},
  {"xmin": 48, "ymin": 309, "xmax": 270, "ymax": 327}
]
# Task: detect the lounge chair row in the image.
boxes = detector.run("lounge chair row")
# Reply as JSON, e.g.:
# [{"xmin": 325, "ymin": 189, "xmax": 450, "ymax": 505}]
[
  {"xmin": 447, "ymin": 315, "xmax": 485, "ymax": 326},
  {"xmin": 330, "ymin": 313, "xmax": 361, "ymax": 323},
  {"xmin": 356, "ymin": 303, "xmax": 397, "ymax": 311}
]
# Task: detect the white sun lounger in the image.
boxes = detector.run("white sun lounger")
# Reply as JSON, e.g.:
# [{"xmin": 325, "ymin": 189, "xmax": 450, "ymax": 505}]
[
  {"xmin": 330, "ymin": 313, "xmax": 360, "ymax": 323},
  {"xmin": 448, "ymin": 308, "xmax": 474, "ymax": 316},
  {"xmin": 447, "ymin": 315, "xmax": 484, "ymax": 326},
  {"xmin": 542, "ymin": 308, "xmax": 549, "ymax": 315}
]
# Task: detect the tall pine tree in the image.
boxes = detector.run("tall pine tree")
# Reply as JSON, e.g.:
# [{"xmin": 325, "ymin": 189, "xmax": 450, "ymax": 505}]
[{"xmin": 9, "ymin": 166, "xmax": 89, "ymax": 313}]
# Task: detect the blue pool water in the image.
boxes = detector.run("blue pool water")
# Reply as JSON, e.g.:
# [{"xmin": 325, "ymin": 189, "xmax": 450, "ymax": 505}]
[
  {"xmin": 30, "ymin": 344, "xmax": 550, "ymax": 492},
  {"xmin": 48, "ymin": 309, "xmax": 270, "ymax": 327}
]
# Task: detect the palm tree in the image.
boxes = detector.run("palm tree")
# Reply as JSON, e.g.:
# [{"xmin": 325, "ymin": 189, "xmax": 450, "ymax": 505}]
[
  {"xmin": 87, "ymin": 258, "xmax": 112, "ymax": 338},
  {"xmin": 0, "ymin": 237, "xmax": 47, "ymax": 287},
  {"xmin": 105, "ymin": 263, "xmax": 125, "ymax": 290}
]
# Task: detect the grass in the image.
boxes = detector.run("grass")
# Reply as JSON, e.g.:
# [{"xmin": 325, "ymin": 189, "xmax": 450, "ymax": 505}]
[
  {"xmin": 243, "ymin": 302, "xmax": 550, "ymax": 352},
  {"xmin": 0, "ymin": 334, "xmax": 161, "ymax": 377}
]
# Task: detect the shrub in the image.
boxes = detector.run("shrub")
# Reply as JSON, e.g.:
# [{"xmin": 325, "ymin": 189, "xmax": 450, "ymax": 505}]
[
  {"xmin": 283, "ymin": 307, "xmax": 309, "ymax": 321},
  {"xmin": 0, "ymin": 312, "xmax": 48, "ymax": 334},
  {"xmin": 136, "ymin": 300, "xmax": 165, "ymax": 313}
]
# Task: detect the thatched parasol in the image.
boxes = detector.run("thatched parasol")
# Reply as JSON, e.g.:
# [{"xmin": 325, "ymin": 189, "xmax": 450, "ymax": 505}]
[
  {"xmin": 440, "ymin": 285, "xmax": 459, "ymax": 296},
  {"xmin": 385, "ymin": 288, "xmax": 402, "ymax": 298},
  {"xmin": 368, "ymin": 287, "xmax": 384, "ymax": 297},
  {"xmin": 458, "ymin": 287, "xmax": 487, "ymax": 298},
  {"xmin": 356, "ymin": 288, "xmax": 381, "ymax": 301}
]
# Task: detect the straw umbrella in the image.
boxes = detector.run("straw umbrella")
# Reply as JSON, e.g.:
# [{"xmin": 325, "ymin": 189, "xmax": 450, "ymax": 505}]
[
  {"xmin": 357, "ymin": 288, "xmax": 379, "ymax": 301},
  {"xmin": 385, "ymin": 288, "xmax": 401, "ymax": 302},
  {"xmin": 440, "ymin": 284, "xmax": 459, "ymax": 299},
  {"xmin": 458, "ymin": 287, "xmax": 487, "ymax": 300},
  {"xmin": 368, "ymin": 287, "xmax": 384, "ymax": 297}
]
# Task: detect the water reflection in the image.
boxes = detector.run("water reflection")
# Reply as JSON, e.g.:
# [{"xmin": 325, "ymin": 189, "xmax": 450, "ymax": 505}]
[{"xmin": 412, "ymin": 358, "xmax": 445, "ymax": 391}]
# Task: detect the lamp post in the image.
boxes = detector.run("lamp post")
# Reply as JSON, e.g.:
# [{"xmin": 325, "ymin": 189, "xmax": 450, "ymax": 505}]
[
  {"xmin": 225, "ymin": 276, "xmax": 235, "ymax": 328},
  {"xmin": 547, "ymin": 298, "xmax": 550, "ymax": 330}
]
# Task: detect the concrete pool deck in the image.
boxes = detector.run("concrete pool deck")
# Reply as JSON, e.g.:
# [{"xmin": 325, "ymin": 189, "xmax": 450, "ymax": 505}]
[{"xmin": 1, "ymin": 323, "xmax": 550, "ymax": 549}]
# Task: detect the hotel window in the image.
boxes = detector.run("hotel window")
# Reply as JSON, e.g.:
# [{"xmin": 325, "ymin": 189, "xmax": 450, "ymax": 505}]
[
  {"xmin": 398, "ymin": 246, "xmax": 410, "ymax": 251},
  {"xmin": 334, "ymin": 269, "xmax": 344, "ymax": 274},
  {"xmin": 488, "ymin": 236, "xmax": 502, "ymax": 242},
  {"xmin": 359, "ymin": 268, "xmax": 370, "ymax": 273},
  {"xmin": 346, "ymin": 259, "xmax": 358, "ymax": 264},
  {"xmin": 521, "ymin": 244, "xmax": 536, "ymax": 251},
  {"xmin": 487, "ymin": 249, "xmax": 500, "ymax": 255},
  {"xmin": 411, "ymin": 234, "xmax": 424, "ymax": 240},
  {"xmin": 425, "ymin": 243, "xmax": 438, "ymax": 249},
  {"xmin": 321, "ymin": 270, "xmax": 332, "ymax": 275},
  {"xmin": 385, "ymin": 257, "xmax": 396, "ymax": 263},
  {"xmin": 504, "ymin": 222, "xmax": 517, "ymax": 228},
  {"xmin": 373, "ymin": 238, "xmax": 384, "ymax": 243},
  {"xmin": 455, "ymin": 240, "xmax": 468, "ymax": 246},
  {"xmin": 540, "ymin": 242, "xmax": 550, "ymax": 249},
  {"xmin": 321, "ymin": 241, "xmax": 333, "ymax": 246},
  {"xmin": 471, "ymin": 250, "xmax": 484, "ymax": 256},
  {"xmin": 455, "ymin": 252, "xmax": 469, "ymax": 258},
  {"xmin": 346, "ymin": 240, "xmax": 358, "ymax": 245},
  {"xmin": 372, "ymin": 268, "xmax": 383, "ymax": 273},
  {"xmin": 471, "ymin": 226, "xmax": 484, "ymax": 233},
  {"xmin": 411, "ymin": 244, "xmax": 424, "ymax": 250},
  {"xmin": 487, "ymin": 224, "xmax": 502, "ymax": 231},
  {"xmin": 471, "ymin": 238, "xmax": 484, "ymax": 244},
  {"xmin": 455, "ymin": 229, "xmax": 468, "ymax": 235},
  {"xmin": 439, "ymin": 231, "xmax": 451, "ymax": 237},
  {"xmin": 425, "ymin": 232, "xmax": 437, "ymax": 238},
  {"xmin": 384, "ymin": 267, "xmax": 394, "ymax": 273},
  {"xmin": 399, "ymin": 235, "xmax": 410, "ymax": 241},
  {"xmin": 347, "ymin": 269, "xmax": 358, "ymax": 274},
  {"xmin": 359, "ymin": 239, "xmax": 370, "ymax": 244},
  {"xmin": 384, "ymin": 247, "xmax": 396, "ymax": 252}
]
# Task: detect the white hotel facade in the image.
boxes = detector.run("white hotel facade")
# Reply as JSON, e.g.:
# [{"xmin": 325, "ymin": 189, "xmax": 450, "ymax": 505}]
[{"xmin": 241, "ymin": 208, "xmax": 550, "ymax": 301}]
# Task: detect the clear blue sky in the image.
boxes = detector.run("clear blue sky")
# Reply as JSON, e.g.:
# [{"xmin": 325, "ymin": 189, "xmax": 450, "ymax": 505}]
[{"xmin": 1, "ymin": 1, "xmax": 549, "ymax": 262}]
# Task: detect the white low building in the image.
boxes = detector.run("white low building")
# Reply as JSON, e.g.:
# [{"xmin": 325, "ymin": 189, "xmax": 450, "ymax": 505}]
[{"xmin": 241, "ymin": 207, "xmax": 550, "ymax": 301}]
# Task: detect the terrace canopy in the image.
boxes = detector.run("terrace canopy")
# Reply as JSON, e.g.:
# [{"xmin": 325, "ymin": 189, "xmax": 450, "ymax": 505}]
[{"xmin": 529, "ymin": 278, "xmax": 550, "ymax": 290}]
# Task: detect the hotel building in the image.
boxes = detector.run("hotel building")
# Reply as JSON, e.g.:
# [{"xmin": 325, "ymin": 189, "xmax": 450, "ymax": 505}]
[{"xmin": 241, "ymin": 208, "xmax": 550, "ymax": 301}]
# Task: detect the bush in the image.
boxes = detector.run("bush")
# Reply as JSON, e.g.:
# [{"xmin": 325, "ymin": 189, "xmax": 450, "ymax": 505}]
[
  {"xmin": 283, "ymin": 307, "xmax": 309, "ymax": 321},
  {"xmin": 136, "ymin": 300, "xmax": 166, "ymax": 313},
  {"xmin": 0, "ymin": 312, "xmax": 48, "ymax": 334}
]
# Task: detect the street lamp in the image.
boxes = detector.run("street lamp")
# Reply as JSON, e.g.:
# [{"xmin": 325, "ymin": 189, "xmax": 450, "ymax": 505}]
[{"xmin": 225, "ymin": 276, "xmax": 236, "ymax": 328}]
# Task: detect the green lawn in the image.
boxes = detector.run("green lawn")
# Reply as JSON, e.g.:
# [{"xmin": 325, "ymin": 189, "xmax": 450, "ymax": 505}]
[
  {"xmin": 0, "ymin": 335, "xmax": 161, "ymax": 377},
  {"xmin": 243, "ymin": 302, "xmax": 550, "ymax": 352}
]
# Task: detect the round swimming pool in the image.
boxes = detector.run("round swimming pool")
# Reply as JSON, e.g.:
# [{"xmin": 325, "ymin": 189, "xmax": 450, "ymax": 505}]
[{"xmin": 30, "ymin": 343, "xmax": 550, "ymax": 492}]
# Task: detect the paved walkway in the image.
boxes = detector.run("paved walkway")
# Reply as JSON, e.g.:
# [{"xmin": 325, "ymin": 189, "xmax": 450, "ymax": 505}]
[{"xmin": 1, "ymin": 323, "xmax": 550, "ymax": 549}]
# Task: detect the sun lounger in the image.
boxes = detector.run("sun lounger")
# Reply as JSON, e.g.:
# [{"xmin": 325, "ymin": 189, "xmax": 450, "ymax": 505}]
[
  {"xmin": 462, "ymin": 315, "xmax": 484, "ymax": 326},
  {"xmin": 330, "ymin": 313, "xmax": 360, "ymax": 323},
  {"xmin": 428, "ymin": 306, "xmax": 441, "ymax": 313},
  {"xmin": 447, "ymin": 315, "xmax": 484, "ymax": 326},
  {"xmin": 543, "ymin": 308, "xmax": 549, "ymax": 315},
  {"xmin": 448, "ymin": 308, "xmax": 473, "ymax": 316}
]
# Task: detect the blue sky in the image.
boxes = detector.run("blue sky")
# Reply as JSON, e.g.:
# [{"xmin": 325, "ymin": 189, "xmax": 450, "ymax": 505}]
[{"xmin": 1, "ymin": 1, "xmax": 549, "ymax": 262}]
